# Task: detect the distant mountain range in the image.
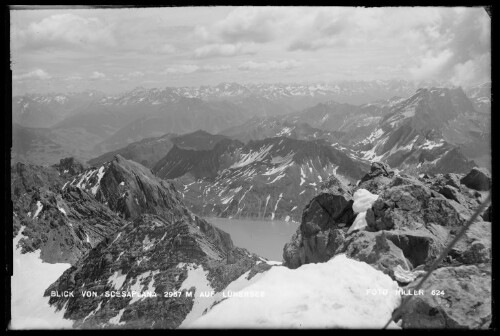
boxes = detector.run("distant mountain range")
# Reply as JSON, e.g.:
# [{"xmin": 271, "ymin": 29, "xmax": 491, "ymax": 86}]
[
  {"xmin": 12, "ymin": 82, "xmax": 489, "ymax": 180},
  {"xmin": 48, "ymin": 84, "xmax": 486, "ymax": 222}
]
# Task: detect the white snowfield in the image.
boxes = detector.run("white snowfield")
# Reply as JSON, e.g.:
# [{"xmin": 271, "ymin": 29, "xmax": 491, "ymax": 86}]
[
  {"xmin": 189, "ymin": 254, "xmax": 401, "ymax": 329},
  {"xmin": 178, "ymin": 264, "xmax": 267, "ymax": 329},
  {"xmin": 10, "ymin": 227, "xmax": 73, "ymax": 329},
  {"xmin": 177, "ymin": 263, "xmax": 215, "ymax": 328},
  {"xmin": 347, "ymin": 189, "xmax": 379, "ymax": 234}
]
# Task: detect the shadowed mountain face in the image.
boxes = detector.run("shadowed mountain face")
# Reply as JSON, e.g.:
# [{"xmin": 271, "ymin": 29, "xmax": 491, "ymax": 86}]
[
  {"xmin": 88, "ymin": 133, "xmax": 178, "ymax": 169},
  {"xmin": 153, "ymin": 138, "xmax": 244, "ymax": 181},
  {"xmin": 152, "ymin": 135, "xmax": 368, "ymax": 222},
  {"xmin": 88, "ymin": 130, "xmax": 229, "ymax": 170}
]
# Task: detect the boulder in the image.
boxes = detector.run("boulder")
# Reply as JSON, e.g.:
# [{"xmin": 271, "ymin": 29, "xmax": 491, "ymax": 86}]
[
  {"xmin": 368, "ymin": 178, "xmax": 473, "ymax": 231},
  {"xmin": 399, "ymin": 264, "xmax": 492, "ymax": 329},
  {"xmin": 342, "ymin": 231, "xmax": 411, "ymax": 277},
  {"xmin": 301, "ymin": 228, "xmax": 346, "ymax": 265},
  {"xmin": 482, "ymin": 205, "xmax": 491, "ymax": 222},
  {"xmin": 283, "ymin": 227, "xmax": 347, "ymax": 269},
  {"xmin": 460, "ymin": 167, "xmax": 491, "ymax": 191},
  {"xmin": 384, "ymin": 228, "xmax": 447, "ymax": 268},
  {"xmin": 450, "ymin": 221, "xmax": 491, "ymax": 264},
  {"xmin": 282, "ymin": 230, "xmax": 303, "ymax": 269},
  {"xmin": 300, "ymin": 193, "xmax": 355, "ymax": 238},
  {"xmin": 282, "ymin": 190, "xmax": 357, "ymax": 269},
  {"xmin": 443, "ymin": 173, "xmax": 462, "ymax": 189},
  {"xmin": 439, "ymin": 185, "xmax": 467, "ymax": 205}
]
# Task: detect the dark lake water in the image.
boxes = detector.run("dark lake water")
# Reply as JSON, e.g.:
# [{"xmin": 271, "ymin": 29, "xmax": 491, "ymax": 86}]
[{"xmin": 205, "ymin": 217, "xmax": 300, "ymax": 262}]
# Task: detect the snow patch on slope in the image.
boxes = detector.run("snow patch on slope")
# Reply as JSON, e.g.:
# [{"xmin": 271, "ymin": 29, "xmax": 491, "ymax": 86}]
[
  {"xmin": 91, "ymin": 166, "xmax": 106, "ymax": 195},
  {"xmin": 108, "ymin": 270, "xmax": 127, "ymax": 290},
  {"xmin": 10, "ymin": 227, "xmax": 73, "ymax": 329},
  {"xmin": 230, "ymin": 145, "xmax": 274, "ymax": 169},
  {"xmin": 33, "ymin": 201, "xmax": 43, "ymax": 219},
  {"xmin": 178, "ymin": 263, "xmax": 214, "ymax": 328}
]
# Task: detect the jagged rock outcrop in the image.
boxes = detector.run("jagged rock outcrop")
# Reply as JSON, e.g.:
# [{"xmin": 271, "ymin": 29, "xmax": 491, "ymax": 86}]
[
  {"xmin": 12, "ymin": 162, "xmax": 126, "ymax": 265},
  {"xmin": 460, "ymin": 167, "xmax": 491, "ymax": 191},
  {"xmin": 283, "ymin": 162, "xmax": 492, "ymax": 328},
  {"xmin": 399, "ymin": 264, "xmax": 491, "ymax": 329},
  {"xmin": 366, "ymin": 175, "xmax": 481, "ymax": 231},
  {"xmin": 69, "ymin": 154, "xmax": 185, "ymax": 222},
  {"xmin": 45, "ymin": 210, "xmax": 269, "ymax": 328},
  {"xmin": 427, "ymin": 172, "xmax": 489, "ymax": 216},
  {"xmin": 283, "ymin": 189, "xmax": 356, "ymax": 268}
]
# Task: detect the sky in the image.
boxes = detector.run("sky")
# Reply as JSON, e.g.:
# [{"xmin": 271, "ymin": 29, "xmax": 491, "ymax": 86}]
[{"xmin": 10, "ymin": 6, "xmax": 491, "ymax": 95}]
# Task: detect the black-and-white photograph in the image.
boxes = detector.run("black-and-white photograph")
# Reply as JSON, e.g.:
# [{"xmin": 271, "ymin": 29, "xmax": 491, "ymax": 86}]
[{"xmin": 8, "ymin": 5, "xmax": 492, "ymax": 329}]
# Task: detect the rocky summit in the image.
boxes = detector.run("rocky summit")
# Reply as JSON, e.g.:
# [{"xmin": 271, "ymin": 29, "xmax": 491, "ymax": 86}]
[
  {"xmin": 283, "ymin": 161, "xmax": 492, "ymax": 329},
  {"xmin": 12, "ymin": 155, "xmax": 274, "ymax": 329},
  {"xmin": 12, "ymin": 161, "xmax": 127, "ymax": 265}
]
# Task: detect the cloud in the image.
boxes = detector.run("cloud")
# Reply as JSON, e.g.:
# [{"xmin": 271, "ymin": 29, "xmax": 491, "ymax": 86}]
[
  {"xmin": 127, "ymin": 71, "xmax": 145, "ymax": 78},
  {"xmin": 161, "ymin": 64, "xmax": 231, "ymax": 74},
  {"xmin": 209, "ymin": 7, "xmax": 281, "ymax": 43},
  {"xmin": 238, "ymin": 60, "xmax": 302, "ymax": 71},
  {"xmin": 12, "ymin": 69, "xmax": 51, "ymax": 81},
  {"xmin": 148, "ymin": 43, "xmax": 176, "ymax": 54},
  {"xmin": 450, "ymin": 53, "xmax": 490, "ymax": 87},
  {"xmin": 199, "ymin": 64, "xmax": 231, "ymax": 72},
  {"xmin": 195, "ymin": 7, "xmax": 302, "ymax": 45},
  {"xmin": 10, "ymin": 7, "xmax": 491, "ymax": 92},
  {"xmin": 409, "ymin": 49, "xmax": 454, "ymax": 81},
  {"xmin": 13, "ymin": 13, "xmax": 116, "ymax": 51},
  {"xmin": 63, "ymin": 75, "xmax": 83, "ymax": 81},
  {"xmin": 161, "ymin": 65, "xmax": 199, "ymax": 74},
  {"xmin": 407, "ymin": 8, "xmax": 490, "ymax": 84},
  {"xmin": 194, "ymin": 43, "xmax": 256, "ymax": 58},
  {"xmin": 90, "ymin": 71, "xmax": 106, "ymax": 80}
]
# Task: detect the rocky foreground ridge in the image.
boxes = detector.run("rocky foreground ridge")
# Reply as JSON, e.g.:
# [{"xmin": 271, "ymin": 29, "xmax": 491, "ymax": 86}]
[
  {"xmin": 283, "ymin": 162, "xmax": 492, "ymax": 328},
  {"xmin": 12, "ymin": 154, "xmax": 492, "ymax": 329},
  {"xmin": 12, "ymin": 155, "xmax": 272, "ymax": 329}
]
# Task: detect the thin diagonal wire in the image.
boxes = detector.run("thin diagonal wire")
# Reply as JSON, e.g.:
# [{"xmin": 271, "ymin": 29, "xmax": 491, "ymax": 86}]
[{"xmin": 382, "ymin": 192, "xmax": 492, "ymax": 329}]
